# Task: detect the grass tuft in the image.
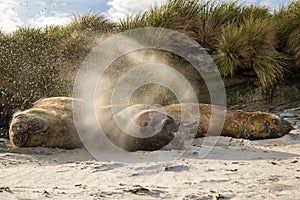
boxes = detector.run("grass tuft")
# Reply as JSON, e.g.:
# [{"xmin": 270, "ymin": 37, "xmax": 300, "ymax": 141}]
[
  {"xmin": 276, "ymin": 0, "xmax": 300, "ymax": 68},
  {"xmin": 215, "ymin": 17, "xmax": 289, "ymax": 87}
]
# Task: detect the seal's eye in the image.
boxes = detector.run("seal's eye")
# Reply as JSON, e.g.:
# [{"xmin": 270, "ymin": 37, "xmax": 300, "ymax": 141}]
[{"xmin": 272, "ymin": 119, "xmax": 279, "ymax": 125}]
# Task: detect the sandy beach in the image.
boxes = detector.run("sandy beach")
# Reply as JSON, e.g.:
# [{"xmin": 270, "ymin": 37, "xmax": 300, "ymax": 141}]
[{"xmin": 0, "ymin": 129, "xmax": 299, "ymax": 200}]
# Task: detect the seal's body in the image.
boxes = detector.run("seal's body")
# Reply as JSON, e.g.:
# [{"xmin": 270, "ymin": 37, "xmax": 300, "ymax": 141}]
[{"xmin": 163, "ymin": 103, "xmax": 294, "ymax": 139}]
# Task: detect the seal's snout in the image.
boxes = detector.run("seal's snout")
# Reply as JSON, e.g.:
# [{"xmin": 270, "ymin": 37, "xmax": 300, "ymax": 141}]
[
  {"xmin": 11, "ymin": 121, "xmax": 29, "ymax": 134},
  {"xmin": 280, "ymin": 119, "xmax": 294, "ymax": 135},
  {"xmin": 9, "ymin": 112, "xmax": 48, "ymax": 147},
  {"xmin": 10, "ymin": 113, "xmax": 33, "ymax": 135},
  {"xmin": 10, "ymin": 121, "xmax": 29, "ymax": 147},
  {"xmin": 164, "ymin": 117, "xmax": 179, "ymax": 134}
]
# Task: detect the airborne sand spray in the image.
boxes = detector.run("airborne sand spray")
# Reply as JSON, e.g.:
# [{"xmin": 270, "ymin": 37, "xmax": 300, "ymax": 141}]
[{"xmin": 95, "ymin": 50, "xmax": 181, "ymax": 106}]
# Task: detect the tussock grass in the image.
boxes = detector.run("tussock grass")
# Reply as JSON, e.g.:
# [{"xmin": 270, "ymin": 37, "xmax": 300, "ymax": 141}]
[
  {"xmin": 118, "ymin": 0, "xmax": 202, "ymax": 31},
  {"xmin": 215, "ymin": 17, "xmax": 288, "ymax": 87},
  {"xmin": 195, "ymin": 1, "xmax": 241, "ymax": 49},
  {"xmin": 118, "ymin": 0, "xmax": 240, "ymax": 49},
  {"xmin": 276, "ymin": 0, "xmax": 300, "ymax": 68},
  {"xmin": 68, "ymin": 14, "xmax": 116, "ymax": 33},
  {"xmin": 119, "ymin": 0, "xmax": 293, "ymax": 87}
]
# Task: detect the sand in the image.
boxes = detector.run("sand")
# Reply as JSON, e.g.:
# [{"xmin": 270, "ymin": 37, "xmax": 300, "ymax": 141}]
[{"xmin": 0, "ymin": 129, "xmax": 299, "ymax": 200}]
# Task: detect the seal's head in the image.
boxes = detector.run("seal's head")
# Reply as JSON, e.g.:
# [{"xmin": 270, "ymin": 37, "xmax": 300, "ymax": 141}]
[
  {"xmin": 243, "ymin": 112, "xmax": 294, "ymax": 139},
  {"xmin": 135, "ymin": 108, "xmax": 179, "ymax": 150},
  {"xmin": 98, "ymin": 104, "xmax": 179, "ymax": 152},
  {"xmin": 9, "ymin": 109, "xmax": 49, "ymax": 147}
]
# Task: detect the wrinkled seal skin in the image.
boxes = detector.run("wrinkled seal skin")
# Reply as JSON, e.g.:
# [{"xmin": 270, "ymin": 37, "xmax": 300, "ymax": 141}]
[
  {"xmin": 163, "ymin": 103, "xmax": 294, "ymax": 140},
  {"xmin": 9, "ymin": 97, "xmax": 83, "ymax": 149},
  {"xmin": 96, "ymin": 104, "xmax": 178, "ymax": 152},
  {"xmin": 9, "ymin": 97, "xmax": 178, "ymax": 151}
]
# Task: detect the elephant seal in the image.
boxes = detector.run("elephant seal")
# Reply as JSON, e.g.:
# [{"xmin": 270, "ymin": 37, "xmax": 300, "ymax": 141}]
[
  {"xmin": 96, "ymin": 104, "xmax": 178, "ymax": 152},
  {"xmin": 9, "ymin": 97, "xmax": 83, "ymax": 149},
  {"xmin": 163, "ymin": 103, "xmax": 294, "ymax": 139},
  {"xmin": 9, "ymin": 97, "xmax": 178, "ymax": 151}
]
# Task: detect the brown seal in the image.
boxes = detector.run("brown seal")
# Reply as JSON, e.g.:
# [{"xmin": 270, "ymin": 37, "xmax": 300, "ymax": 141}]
[
  {"xmin": 9, "ymin": 97, "xmax": 83, "ymax": 149},
  {"xmin": 163, "ymin": 103, "xmax": 294, "ymax": 139},
  {"xmin": 9, "ymin": 97, "xmax": 178, "ymax": 151}
]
